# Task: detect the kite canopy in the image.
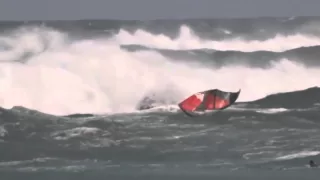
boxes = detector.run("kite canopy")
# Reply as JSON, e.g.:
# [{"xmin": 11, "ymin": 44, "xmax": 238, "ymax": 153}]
[{"xmin": 178, "ymin": 89, "xmax": 241, "ymax": 116}]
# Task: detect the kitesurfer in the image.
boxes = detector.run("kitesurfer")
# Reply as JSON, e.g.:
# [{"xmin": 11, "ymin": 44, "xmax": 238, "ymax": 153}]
[{"xmin": 309, "ymin": 160, "xmax": 318, "ymax": 167}]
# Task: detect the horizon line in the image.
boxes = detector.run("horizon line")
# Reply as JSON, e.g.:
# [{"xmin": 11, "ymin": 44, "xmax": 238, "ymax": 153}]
[{"xmin": 0, "ymin": 15, "xmax": 319, "ymax": 22}]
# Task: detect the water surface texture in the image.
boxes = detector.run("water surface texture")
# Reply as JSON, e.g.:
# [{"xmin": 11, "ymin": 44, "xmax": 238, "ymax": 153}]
[{"xmin": 1, "ymin": 17, "xmax": 320, "ymax": 179}]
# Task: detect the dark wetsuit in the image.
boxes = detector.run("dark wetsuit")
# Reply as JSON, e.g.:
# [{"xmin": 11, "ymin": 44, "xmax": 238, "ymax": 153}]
[{"xmin": 309, "ymin": 160, "xmax": 318, "ymax": 167}]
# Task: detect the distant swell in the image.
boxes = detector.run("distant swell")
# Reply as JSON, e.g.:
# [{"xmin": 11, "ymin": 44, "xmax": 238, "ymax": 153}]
[
  {"xmin": 121, "ymin": 45, "xmax": 320, "ymax": 68},
  {"xmin": 239, "ymin": 86, "xmax": 320, "ymax": 109}
]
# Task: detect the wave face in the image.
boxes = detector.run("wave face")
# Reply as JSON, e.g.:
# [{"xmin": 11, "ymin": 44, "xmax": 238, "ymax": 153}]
[{"xmin": 1, "ymin": 17, "xmax": 320, "ymax": 179}]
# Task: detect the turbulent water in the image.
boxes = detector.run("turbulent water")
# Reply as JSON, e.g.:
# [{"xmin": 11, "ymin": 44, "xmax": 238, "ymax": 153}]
[{"xmin": 1, "ymin": 17, "xmax": 320, "ymax": 179}]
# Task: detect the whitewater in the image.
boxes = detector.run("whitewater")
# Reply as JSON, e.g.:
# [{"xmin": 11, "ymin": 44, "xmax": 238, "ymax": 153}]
[
  {"xmin": 1, "ymin": 24, "xmax": 320, "ymax": 115},
  {"xmin": 2, "ymin": 17, "xmax": 320, "ymax": 180}
]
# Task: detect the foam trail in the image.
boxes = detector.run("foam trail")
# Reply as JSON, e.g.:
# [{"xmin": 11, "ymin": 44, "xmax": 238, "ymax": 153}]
[
  {"xmin": 276, "ymin": 151, "xmax": 320, "ymax": 160},
  {"xmin": 1, "ymin": 26, "xmax": 320, "ymax": 115}
]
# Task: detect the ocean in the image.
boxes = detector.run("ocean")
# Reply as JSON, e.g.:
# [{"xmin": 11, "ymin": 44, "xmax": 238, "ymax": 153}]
[{"xmin": 1, "ymin": 16, "xmax": 320, "ymax": 179}]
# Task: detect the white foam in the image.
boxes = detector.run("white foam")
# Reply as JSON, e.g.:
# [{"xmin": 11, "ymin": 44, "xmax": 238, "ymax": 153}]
[
  {"xmin": 0, "ymin": 26, "xmax": 320, "ymax": 115},
  {"xmin": 276, "ymin": 151, "xmax": 320, "ymax": 160},
  {"xmin": 139, "ymin": 105, "xmax": 180, "ymax": 113},
  {"xmin": 256, "ymin": 108, "xmax": 289, "ymax": 114},
  {"xmin": 51, "ymin": 127, "xmax": 101, "ymax": 140}
]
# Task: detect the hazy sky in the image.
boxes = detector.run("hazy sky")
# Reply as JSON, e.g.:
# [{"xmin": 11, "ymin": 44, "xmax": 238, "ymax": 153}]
[{"xmin": 1, "ymin": 0, "xmax": 320, "ymax": 20}]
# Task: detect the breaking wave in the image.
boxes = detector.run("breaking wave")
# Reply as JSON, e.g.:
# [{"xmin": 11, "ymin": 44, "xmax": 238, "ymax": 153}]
[{"xmin": 0, "ymin": 24, "xmax": 320, "ymax": 115}]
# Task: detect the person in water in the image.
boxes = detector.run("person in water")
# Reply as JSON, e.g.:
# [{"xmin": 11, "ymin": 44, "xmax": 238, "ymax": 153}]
[{"xmin": 309, "ymin": 160, "xmax": 318, "ymax": 167}]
